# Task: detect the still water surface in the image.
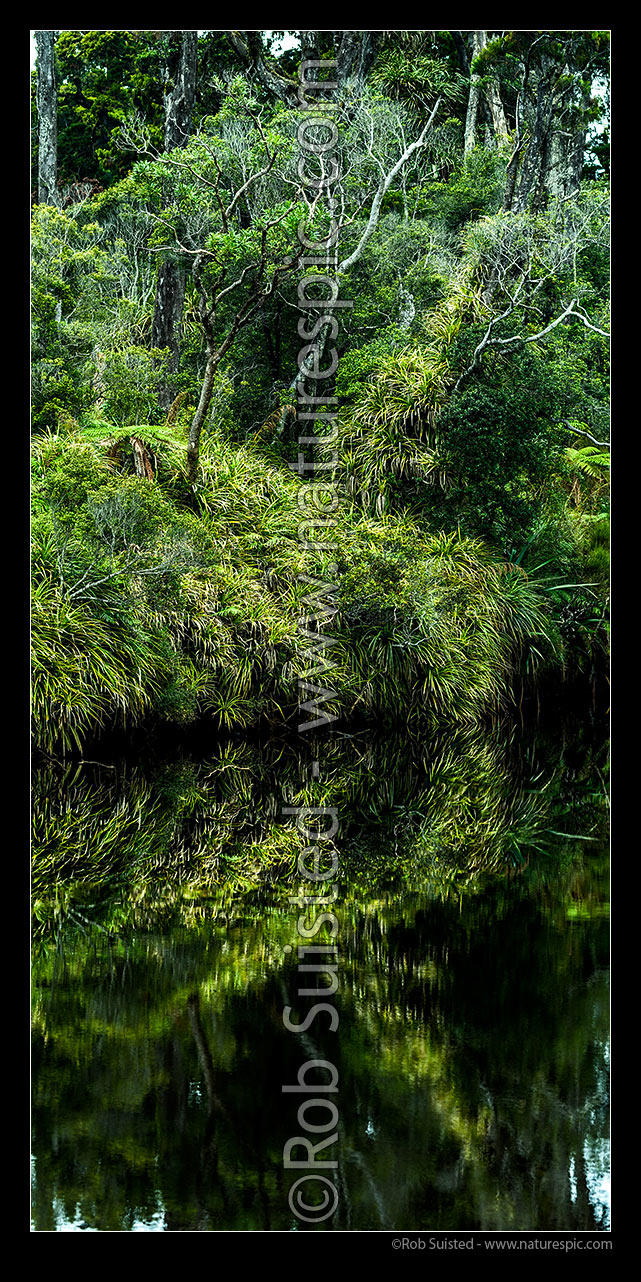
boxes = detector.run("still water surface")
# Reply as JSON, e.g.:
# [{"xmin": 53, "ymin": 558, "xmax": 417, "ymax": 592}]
[{"xmin": 31, "ymin": 720, "xmax": 609, "ymax": 1232}]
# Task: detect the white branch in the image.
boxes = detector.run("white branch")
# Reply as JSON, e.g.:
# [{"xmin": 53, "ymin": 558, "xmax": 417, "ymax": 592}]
[
  {"xmin": 568, "ymin": 304, "xmax": 610, "ymax": 337},
  {"xmin": 454, "ymin": 297, "xmax": 610, "ymax": 394},
  {"xmin": 337, "ymin": 99, "xmax": 441, "ymax": 275},
  {"xmin": 566, "ymin": 423, "xmax": 610, "ymax": 449}
]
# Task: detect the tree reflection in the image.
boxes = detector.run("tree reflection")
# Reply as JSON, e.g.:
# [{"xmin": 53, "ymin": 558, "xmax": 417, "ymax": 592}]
[{"xmin": 31, "ymin": 722, "xmax": 609, "ymax": 1231}]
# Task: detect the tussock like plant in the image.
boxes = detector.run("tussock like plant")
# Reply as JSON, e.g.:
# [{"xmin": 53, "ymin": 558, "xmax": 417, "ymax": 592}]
[
  {"xmin": 32, "ymin": 417, "xmax": 572, "ymax": 755},
  {"xmin": 32, "ymin": 721, "xmax": 607, "ymax": 938}
]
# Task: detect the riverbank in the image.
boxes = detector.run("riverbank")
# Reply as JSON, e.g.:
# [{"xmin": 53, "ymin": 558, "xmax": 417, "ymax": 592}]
[{"xmin": 32, "ymin": 420, "xmax": 608, "ymax": 759}]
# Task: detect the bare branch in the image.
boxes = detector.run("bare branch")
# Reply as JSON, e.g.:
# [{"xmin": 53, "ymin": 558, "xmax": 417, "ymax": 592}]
[
  {"xmin": 338, "ymin": 99, "xmax": 442, "ymax": 274},
  {"xmin": 566, "ymin": 423, "xmax": 610, "ymax": 450},
  {"xmin": 224, "ymin": 135, "xmax": 279, "ymax": 222},
  {"xmin": 454, "ymin": 298, "xmax": 610, "ymax": 394},
  {"xmin": 215, "ymin": 261, "xmax": 258, "ymax": 306},
  {"xmin": 567, "ymin": 303, "xmax": 610, "ymax": 337}
]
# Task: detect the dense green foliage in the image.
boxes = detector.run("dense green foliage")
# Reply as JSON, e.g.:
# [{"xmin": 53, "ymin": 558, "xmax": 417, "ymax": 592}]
[
  {"xmin": 31, "ymin": 30, "xmax": 241, "ymax": 194},
  {"xmin": 32, "ymin": 419, "xmax": 572, "ymax": 752},
  {"xmin": 30, "ymin": 36, "xmax": 610, "ymax": 1236},
  {"xmin": 31, "ymin": 31, "xmax": 609, "ymax": 755}
]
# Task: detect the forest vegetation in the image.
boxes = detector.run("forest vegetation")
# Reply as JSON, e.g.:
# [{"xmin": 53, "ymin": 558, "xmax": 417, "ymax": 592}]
[{"xmin": 31, "ymin": 30, "xmax": 610, "ymax": 757}]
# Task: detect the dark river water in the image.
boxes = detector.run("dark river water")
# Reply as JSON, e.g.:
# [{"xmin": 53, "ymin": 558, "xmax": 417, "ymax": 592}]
[{"xmin": 31, "ymin": 714, "xmax": 610, "ymax": 1232}]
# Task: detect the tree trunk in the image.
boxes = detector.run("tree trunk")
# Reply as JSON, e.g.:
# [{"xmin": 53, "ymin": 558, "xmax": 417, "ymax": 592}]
[
  {"xmin": 334, "ymin": 30, "xmax": 380, "ymax": 89},
  {"xmin": 131, "ymin": 437, "xmax": 154, "ymax": 480},
  {"xmin": 187, "ymin": 350, "xmax": 217, "ymax": 482},
  {"xmin": 464, "ymin": 32, "xmax": 484, "ymax": 155},
  {"xmin": 483, "ymin": 40, "xmax": 509, "ymax": 144},
  {"xmin": 544, "ymin": 81, "xmax": 587, "ymax": 203},
  {"xmin": 503, "ymin": 88, "xmax": 525, "ymax": 212},
  {"xmin": 163, "ymin": 30, "xmax": 198, "ymax": 151},
  {"xmin": 35, "ymin": 31, "xmax": 57, "ymax": 205},
  {"xmin": 514, "ymin": 74, "xmax": 554, "ymax": 212},
  {"xmin": 465, "ymin": 31, "xmax": 509, "ymax": 155},
  {"xmin": 152, "ymin": 260, "xmax": 187, "ymax": 412},
  {"xmin": 153, "ymin": 32, "xmax": 198, "ymax": 413}
]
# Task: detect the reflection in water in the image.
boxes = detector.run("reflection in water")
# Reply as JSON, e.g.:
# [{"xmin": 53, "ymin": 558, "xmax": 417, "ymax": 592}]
[{"xmin": 31, "ymin": 720, "xmax": 609, "ymax": 1232}]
